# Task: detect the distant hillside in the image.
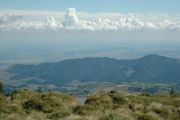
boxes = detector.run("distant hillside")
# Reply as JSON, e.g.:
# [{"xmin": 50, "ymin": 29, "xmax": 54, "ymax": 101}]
[{"xmin": 4, "ymin": 54, "xmax": 180, "ymax": 88}]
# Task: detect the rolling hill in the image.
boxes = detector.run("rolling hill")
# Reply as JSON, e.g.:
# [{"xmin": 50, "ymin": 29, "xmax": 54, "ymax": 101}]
[{"xmin": 4, "ymin": 54, "xmax": 180, "ymax": 88}]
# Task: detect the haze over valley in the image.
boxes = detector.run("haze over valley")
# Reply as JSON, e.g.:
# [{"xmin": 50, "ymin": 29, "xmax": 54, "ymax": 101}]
[{"xmin": 0, "ymin": 7, "xmax": 180, "ymax": 66}]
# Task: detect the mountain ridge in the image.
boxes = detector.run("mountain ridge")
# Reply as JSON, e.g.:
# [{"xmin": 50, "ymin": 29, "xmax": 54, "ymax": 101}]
[{"xmin": 5, "ymin": 54, "xmax": 180, "ymax": 87}]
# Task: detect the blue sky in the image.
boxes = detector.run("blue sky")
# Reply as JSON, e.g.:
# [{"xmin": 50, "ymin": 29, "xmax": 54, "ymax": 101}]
[{"xmin": 0, "ymin": 0, "xmax": 180, "ymax": 13}]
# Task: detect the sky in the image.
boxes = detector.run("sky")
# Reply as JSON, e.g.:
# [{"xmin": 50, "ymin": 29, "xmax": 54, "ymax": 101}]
[
  {"xmin": 0, "ymin": 0, "xmax": 180, "ymax": 13},
  {"xmin": 0, "ymin": 0, "xmax": 180, "ymax": 63}
]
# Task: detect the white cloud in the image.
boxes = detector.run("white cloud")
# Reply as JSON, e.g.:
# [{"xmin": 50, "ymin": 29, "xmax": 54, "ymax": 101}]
[
  {"xmin": 0, "ymin": 8, "xmax": 180, "ymax": 31},
  {"xmin": 63, "ymin": 8, "xmax": 80, "ymax": 26},
  {"xmin": 0, "ymin": 14, "xmax": 22, "ymax": 24}
]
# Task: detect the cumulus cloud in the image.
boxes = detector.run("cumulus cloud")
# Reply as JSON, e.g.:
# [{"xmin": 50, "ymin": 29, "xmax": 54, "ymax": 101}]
[
  {"xmin": 0, "ymin": 8, "xmax": 180, "ymax": 31},
  {"xmin": 43, "ymin": 16, "xmax": 62, "ymax": 29},
  {"xmin": 63, "ymin": 8, "xmax": 80, "ymax": 27},
  {"xmin": 0, "ymin": 14, "xmax": 22, "ymax": 24}
]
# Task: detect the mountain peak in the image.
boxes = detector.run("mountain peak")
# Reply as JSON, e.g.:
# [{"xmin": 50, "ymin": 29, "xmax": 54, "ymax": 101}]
[{"xmin": 141, "ymin": 54, "xmax": 168, "ymax": 60}]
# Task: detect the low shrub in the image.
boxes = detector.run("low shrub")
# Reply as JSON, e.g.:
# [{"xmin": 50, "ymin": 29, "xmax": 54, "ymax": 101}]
[
  {"xmin": 137, "ymin": 113, "xmax": 159, "ymax": 120},
  {"xmin": 49, "ymin": 111, "xmax": 70, "ymax": 119},
  {"xmin": 23, "ymin": 98, "xmax": 43, "ymax": 111},
  {"xmin": 0, "ymin": 90, "xmax": 179, "ymax": 120}
]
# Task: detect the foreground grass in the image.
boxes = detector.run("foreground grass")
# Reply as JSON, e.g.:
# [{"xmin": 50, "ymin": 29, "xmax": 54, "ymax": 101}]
[{"xmin": 0, "ymin": 90, "xmax": 180, "ymax": 120}]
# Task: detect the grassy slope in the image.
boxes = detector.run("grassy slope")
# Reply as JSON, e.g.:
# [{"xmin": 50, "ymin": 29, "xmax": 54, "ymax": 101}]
[{"xmin": 0, "ymin": 90, "xmax": 180, "ymax": 120}]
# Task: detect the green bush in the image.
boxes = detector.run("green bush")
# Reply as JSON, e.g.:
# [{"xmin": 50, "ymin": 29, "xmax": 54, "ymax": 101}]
[
  {"xmin": 23, "ymin": 98, "xmax": 43, "ymax": 111},
  {"xmin": 100, "ymin": 113, "xmax": 116, "ymax": 120},
  {"xmin": 73, "ymin": 105, "xmax": 95, "ymax": 115},
  {"xmin": 100, "ymin": 112, "xmax": 130, "ymax": 120},
  {"xmin": 85, "ymin": 93, "xmax": 113, "ymax": 111},
  {"xmin": 137, "ymin": 114, "xmax": 159, "ymax": 120},
  {"xmin": 111, "ymin": 94, "xmax": 127, "ymax": 105},
  {"xmin": 49, "ymin": 111, "xmax": 70, "ymax": 119}
]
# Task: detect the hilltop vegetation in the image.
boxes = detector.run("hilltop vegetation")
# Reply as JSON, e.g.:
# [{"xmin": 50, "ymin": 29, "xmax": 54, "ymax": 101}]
[
  {"xmin": 0, "ymin": 90, "xmax": 78, "ymax": 120},
  {"xmin": 0, "ymin": 90, "xmax": 180, "ymax": 120}
]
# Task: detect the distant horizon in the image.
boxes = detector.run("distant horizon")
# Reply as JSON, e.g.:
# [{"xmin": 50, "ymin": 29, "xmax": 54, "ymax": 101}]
[{"xmin": 0, "ymin": 1, "xmax": 180, "ymax": 65}]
